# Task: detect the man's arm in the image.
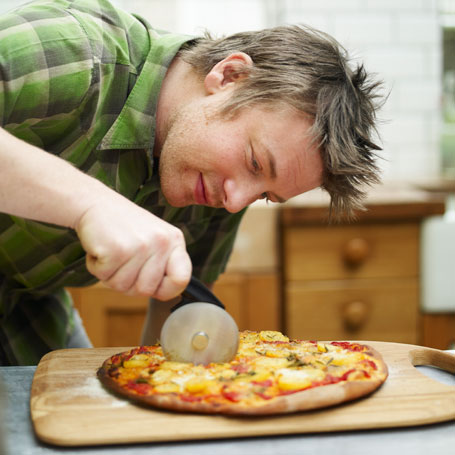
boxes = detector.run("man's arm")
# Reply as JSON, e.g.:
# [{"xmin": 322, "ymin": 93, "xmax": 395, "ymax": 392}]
[{"xmin": 0, "ymin": 127, "xmax": 191, "ymax": 300}]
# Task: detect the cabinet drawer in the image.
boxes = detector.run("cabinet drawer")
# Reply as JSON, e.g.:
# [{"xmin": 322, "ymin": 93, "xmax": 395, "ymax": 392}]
[
  {"xmin": 284, "ymin": 223, "xmax": 419, "ymax": 281},
  {"xmin": 285, "ymin": 278, "xmax": 419, "ymax": 344}
]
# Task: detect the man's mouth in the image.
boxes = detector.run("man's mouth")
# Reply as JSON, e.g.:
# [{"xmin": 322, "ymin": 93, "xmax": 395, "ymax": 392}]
[{"xmin": 195, "ymin": 173, "xmax": 208, "ymax": 205}]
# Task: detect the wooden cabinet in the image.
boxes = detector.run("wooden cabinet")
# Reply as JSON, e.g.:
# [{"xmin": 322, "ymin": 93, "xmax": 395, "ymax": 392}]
[
  {"xmin": 282, "ymin": 223, "xmax": 420, "ymax": 343},
  {"xmin": 212, "ymin": 272, "xmax": 280, "ymax": 332},
  {"xmin": 69, "ymin": 285, "xmax": 148, "ymax": 347},
  {"xmin": 284, "ymin": 223, "xmax": 419, "ymax": 282},
  {"xmin": 422, "ymin": 314, "xmax": 455, "ymax": 350},
  {"xmin": 280, "ymin": 187, "xmax": 445, "ymax": 345},
  {"xmin": 69, "ymin": 272, "xmax": 278, "ymax": 348}
]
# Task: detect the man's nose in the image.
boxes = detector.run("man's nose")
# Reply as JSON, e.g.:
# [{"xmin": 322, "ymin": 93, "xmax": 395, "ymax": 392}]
[{"xmin": 223, "ymin": 179, "xmax": 263, "ymax": 213}]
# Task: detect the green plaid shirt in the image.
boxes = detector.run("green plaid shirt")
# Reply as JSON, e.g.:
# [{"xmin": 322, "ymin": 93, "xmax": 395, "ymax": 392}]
[{"xmin": 0, "ymin": 0, "xmax": 246, "ymax": 365}]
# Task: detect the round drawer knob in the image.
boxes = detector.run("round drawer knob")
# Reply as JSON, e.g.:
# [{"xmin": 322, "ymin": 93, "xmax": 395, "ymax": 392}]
[
  {"xmin": 343, "ymin": 237, "xmax": 370, "ymax": 267},
  {"xmin": 343, "ymin": 300, "xmax": 369, "ymax": 331}
]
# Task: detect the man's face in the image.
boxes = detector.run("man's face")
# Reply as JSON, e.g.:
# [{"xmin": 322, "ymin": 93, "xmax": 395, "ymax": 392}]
[{"xmin": 158, "ymin": 94, "xmax": 323, "ymax": 213}]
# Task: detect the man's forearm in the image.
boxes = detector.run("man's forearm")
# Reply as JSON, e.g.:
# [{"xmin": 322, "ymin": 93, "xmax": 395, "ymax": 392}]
[{"xmin": 0, "ymin": 127, "xmax": 110, "ymax": 228}]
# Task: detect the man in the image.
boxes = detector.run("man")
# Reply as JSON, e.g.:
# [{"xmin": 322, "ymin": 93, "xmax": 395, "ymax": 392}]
[{"xmin": 0, "ymin": 0, "xmax": 382, "ymax": 365}]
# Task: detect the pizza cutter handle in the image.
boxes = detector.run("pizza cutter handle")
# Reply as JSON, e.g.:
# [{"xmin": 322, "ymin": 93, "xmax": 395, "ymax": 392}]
[{"xmin": 170, "ymin": 276, "xmax": 225, "ymax": 312}]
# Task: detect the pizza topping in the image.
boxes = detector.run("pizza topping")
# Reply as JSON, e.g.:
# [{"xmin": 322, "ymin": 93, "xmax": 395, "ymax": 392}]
[
  {"xmin": 126, "ymin": 380, "xmax": 153, "ymax": 395},
  {"xmin": 328, "ymin": 351, "xmax": 364, "ymax": 367},
  {"xmin": 185, "ymin": 378, "xmax": 216, "ymax": 394},
  {"xmin": 110, "ymin": 354, "xmax": 121, "ymax": 365},
  {"xmin": 248, "ymin": 370, "xmax": 272, "ymax": 383},
  {"xmin": 361, "ymin": 358, "xmax": 378, "ymax": 370},
  {"xmin": 123, "ymin": 354, "xmax": 151, "ymax": 369},
  {"xmin": 252, "ymin": 378, "xmax": 273, "ymax": 387},
  {"xmin": 216, "ymin": 368, "xmax": 237, "ymax": 380},
  {"xmin": 252, "ymin": 356, "xmax": 290, "ymax": 369},
  {"xmin": 154, "ymin": 383, "xmax": 181, "ymax": 394},
  {"xmin": 330, "ymin": 341, "xmax": 364, "ymax": 352},
  {"xmin": 230, "ymin": 363, "xmax": 250, "ymax": 374},
  {"xmin": 222, "ymin": 387, "xmax": 245, "ymax": 403},
  {"xmin": 151, "ymin": 369, "xmax": 174, "ymax": 385},
  {"xmin": 259, "ymin": 331, "xmax": 290, "ymax": 343},
  {"xmin": 160, "ymin": 361, "xmax": 189, "ymax": 371},
  {"xmin": 277, "ymin": 368, "xmax": 326, "ymax": 391}
]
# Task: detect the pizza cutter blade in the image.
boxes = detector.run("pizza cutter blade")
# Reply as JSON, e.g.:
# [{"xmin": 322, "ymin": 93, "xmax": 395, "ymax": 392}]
[{"xmin": 160, "ymin": 277, "xmax": 239, "ymax": 365}]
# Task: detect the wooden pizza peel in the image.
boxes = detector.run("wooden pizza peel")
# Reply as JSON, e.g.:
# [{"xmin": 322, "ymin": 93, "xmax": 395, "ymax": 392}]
[{"xmin": 30, "ymin": 341, "xmax": 455, "ymax": 447}]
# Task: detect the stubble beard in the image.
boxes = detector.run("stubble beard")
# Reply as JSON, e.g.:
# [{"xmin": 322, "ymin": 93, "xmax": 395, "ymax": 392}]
[
  {"xmin": 158, "ymin": 103, "xmax": 201, "ymax": 207},
  {"xmin": 157, "ymin": 101, "xmax": 223, "ymax": 208}
]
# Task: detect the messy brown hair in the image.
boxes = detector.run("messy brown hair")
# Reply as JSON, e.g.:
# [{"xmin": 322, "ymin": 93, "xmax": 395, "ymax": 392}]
[{"xmin": 179, "ymin": 25, "xmax": 384, "ymax": 220}]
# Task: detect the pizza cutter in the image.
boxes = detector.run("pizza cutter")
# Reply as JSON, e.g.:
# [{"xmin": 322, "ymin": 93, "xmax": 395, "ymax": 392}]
[{"xmin": 160, "ymin": 276, "xmax": 239, "ymax": 365}]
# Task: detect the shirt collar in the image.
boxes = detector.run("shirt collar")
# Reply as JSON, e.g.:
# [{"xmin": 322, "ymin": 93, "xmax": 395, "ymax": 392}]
[{"xmin": 98, "ymin": 30, "xmax": 193, "ymax": 151}]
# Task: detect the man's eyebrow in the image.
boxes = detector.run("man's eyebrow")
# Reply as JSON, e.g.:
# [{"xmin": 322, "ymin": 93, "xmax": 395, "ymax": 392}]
[{"xmin": 262, "ymin": 146, "xmax": 287, "ymax": 203}]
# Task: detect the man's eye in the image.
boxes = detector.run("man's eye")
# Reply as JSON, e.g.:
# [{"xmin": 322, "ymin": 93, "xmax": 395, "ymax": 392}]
[{"xmin": 251, "ymin": 156, "xmax": 261, "ymax": 172}]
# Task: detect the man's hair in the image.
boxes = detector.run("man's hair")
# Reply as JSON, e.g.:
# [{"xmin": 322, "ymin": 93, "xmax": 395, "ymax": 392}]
[{"xmin": 179, "ymin": 25, "xmax": 384, "ymax": 220}]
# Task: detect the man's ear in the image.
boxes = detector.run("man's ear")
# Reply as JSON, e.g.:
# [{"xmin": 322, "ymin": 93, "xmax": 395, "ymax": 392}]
[{"xmin": 204, "ymin": 52, "xmax": 253, "ymax": 94}]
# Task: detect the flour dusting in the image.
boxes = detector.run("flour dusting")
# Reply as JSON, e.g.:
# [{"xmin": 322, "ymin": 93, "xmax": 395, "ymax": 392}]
[{"xmin": 67, "ymin": 375, "xmax": 129, "ymax": 407}]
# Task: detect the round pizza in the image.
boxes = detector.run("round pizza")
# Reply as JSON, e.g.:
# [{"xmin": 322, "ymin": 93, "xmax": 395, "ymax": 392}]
[{"xmin": 97, "ymin": 330, "xmax": 388, "ymax": 415}]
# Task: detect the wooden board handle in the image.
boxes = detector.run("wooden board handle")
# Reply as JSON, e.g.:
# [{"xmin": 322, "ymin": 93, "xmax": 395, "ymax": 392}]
[{"xmin": 409, "ymin": 347, "xmax": 455, "ymax": 374}]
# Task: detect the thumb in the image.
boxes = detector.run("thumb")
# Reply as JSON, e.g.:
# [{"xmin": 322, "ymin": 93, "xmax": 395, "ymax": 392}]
[{"xmin": 153, "ymin": 246, "xmax": 192, "ymax": 301}]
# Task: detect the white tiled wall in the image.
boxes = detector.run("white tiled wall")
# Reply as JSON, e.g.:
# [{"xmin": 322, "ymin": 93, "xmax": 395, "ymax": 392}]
[
  {"xmin": 108, "ymin": 0, "xmax": 269, "ymax": 34},
  {"xmin": 0, "ymin": 0, "xmax": 450, "ymax": 182}
]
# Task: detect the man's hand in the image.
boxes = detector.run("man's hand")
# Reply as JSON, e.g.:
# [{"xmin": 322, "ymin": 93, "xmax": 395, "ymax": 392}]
[{"xmin": 75, "ymin": 195, "xmax": 191, "ymax": 300}]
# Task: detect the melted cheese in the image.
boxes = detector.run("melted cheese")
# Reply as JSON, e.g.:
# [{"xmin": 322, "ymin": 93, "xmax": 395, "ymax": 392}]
[{"xmin": 277, "ymin": 368, "xmax": 325, "ymax": 391}]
